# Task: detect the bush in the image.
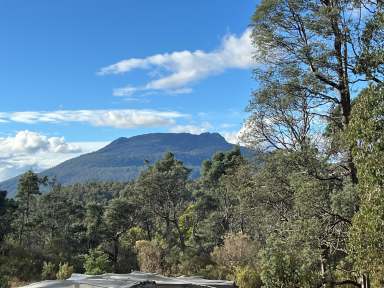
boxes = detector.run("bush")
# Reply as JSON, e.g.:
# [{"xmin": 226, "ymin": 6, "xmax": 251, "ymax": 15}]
[
  {"xmin": 56, "ymin": 263, "xmax": 73, "ymax": 280},
  {"xmin": 135, "ymin": 240, "xmax": 163, "ymax": 273},
  {"xmin": 41, "ymin": 262, "xmax": 56, "ymax": 280},
  {"xmin": 211, "ymin": 233, "xmax": 259, "ymax": 274},
  {"xmin": 0, "ymin": 244, "xmax": 44, "ymax": 282},
  {"xmin": 84, "ymin": 248, "xmax": 111, "ymax": 275},
  {"xmin": 177, "ymin": 250, "xmax": 213, "ymax": 276},
  {"xmin": 259, "ymin": 230, "xmax": 322, "ymax": 288},
  {"xmin": 120, "ymin": 227, "xmax": 146, "ymax": 248},
  {"xmin": 235, "ymin": 266, "xmax": 262, "ymax": 288}
]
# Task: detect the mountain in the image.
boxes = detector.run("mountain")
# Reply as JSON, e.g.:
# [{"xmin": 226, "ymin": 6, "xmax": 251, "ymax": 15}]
[{"xmin": 0, "ymin": 132, "xmax": 252, "ymax": 197}]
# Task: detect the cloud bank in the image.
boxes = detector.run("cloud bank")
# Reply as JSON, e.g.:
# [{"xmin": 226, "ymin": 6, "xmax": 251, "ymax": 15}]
[
  {"xmin": 0, "ymin": 109, "xmax": 185, "ymax": 128},
  {"xmin": 99, "ymin": 29, "xmax": 255, "ymax": 96},
  {"xmin": 0, "ymin": 130, "xmax": 81, "ymax": 156},
  {"xmin": 0, "ymin": 131, "xmax": 107, "ymax": 181}
]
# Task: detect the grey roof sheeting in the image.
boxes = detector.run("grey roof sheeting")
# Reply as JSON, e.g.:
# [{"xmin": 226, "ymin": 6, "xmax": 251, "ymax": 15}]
[{"xmin": 21, "ymin": 272, "xmax": 235, "ymax": 288}]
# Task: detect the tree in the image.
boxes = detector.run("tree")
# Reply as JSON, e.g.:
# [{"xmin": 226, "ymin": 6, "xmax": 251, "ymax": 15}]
[
  {"xmin": 248, "ymin": 0, "xmax": 384, "ymax": 183},
  {"xmin": 197, "ymin": 148, "xmax": 248, "ymax": 241},
  {"xmin": 348, "ymin": 85, "xmax": 384, "ymax": 286},
  {"xmin": 85, "ymin": 202, "xmax": 105, "ymax": 249},
  {"xmin": 259, "ymin": 220, "xmax": 323, "ymax": 288},
  {"xmin": 35, "ymin": 185, "xmax": 86, "ymax": 264},
  {"xmin": 0, "ymin": 191, "xmax": 15, "ymax": 244},
  {"xmin": 103, "ymin": 198, "xmax": 137, "ymax": 272},
  {"xmin": 15, "ymin": 171, "xmax": 47, "ymax": 245},
  {"xmin": 135, "ymin": 152, "xmax": 191, "ymax": 251},
  {"xmin": 201, "ymin": 147, "xmax": 245, "ymax": 186}
]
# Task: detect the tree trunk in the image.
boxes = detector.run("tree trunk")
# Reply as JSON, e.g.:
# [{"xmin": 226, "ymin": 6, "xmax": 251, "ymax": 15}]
[
  {"xmin": 165, "ymin": 217, "xmax": 172, "ymax": 250},
  {"xmin": 173, "ymin": 219, "xmax": 186, "ymax": 251},
  {"xmin": 112, "ymin": 236, "xmax": 119, "ymax": 273},
  {"xmin": 325, "ymin": 0, "xmax": 358, "ymax": 185},
  {"xmin": 144, "ymin": 220, "xmax": 152, "ymax": 241},
  {"xmin": 361, "ymin": 274, "xmax": 370, "ymax": 288}
]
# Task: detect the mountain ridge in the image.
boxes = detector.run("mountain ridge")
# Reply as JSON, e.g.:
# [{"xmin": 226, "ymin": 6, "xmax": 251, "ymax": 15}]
[{"xmin": 1, "ymin": 132, "xmax": 251, "ymax": 197}]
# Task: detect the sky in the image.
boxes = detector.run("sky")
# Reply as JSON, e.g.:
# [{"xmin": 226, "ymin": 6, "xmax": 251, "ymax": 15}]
[{"xmin": 0, "ymin": 0, "xmax": 259, "ymax": 181}]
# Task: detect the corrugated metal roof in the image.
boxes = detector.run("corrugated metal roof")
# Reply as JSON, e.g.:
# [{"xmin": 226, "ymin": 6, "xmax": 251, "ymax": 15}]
[{"xmin": 21, "ymin": 272, "xmax": 235, "ymax": 288}]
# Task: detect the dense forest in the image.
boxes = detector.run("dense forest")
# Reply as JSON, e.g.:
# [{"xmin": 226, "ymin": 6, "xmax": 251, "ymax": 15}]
[{"xmin": 1, "ymin": 0, "xmax": 384, "ymax": 287}]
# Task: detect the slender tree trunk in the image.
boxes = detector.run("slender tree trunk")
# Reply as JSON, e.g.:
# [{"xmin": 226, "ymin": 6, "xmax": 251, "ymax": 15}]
[
  {"xmin": 144, "ymin": 220, "xmax": 152, "ymax": 241},
  {"xmin": 323, "ymin": 0, "xmax": 358, "ymax": 185},
  {"xmin": 361, "ymin": 274, "xmax": 370, "ymax": 288},
  {"xmin": 19, "ymin": 210, "xmax": 25, "ymax": 245},
  {"xmin": 165, "ymin": 217, "xmax": 172, "ymax": 250},
  {"xmin": 112, "ymin": 236, "xmax": 119, "ymax": 273},
  {"xmin": 320, "ymin": 257, "xmax": 326, "ymax": 288},
  {"xmin": 173, "ymin": 218, "xmax": 185, "ymax": 251}
]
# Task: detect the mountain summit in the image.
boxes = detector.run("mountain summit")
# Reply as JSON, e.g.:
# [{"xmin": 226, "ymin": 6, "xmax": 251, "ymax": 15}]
[{"xmin": 1, "ymin": 132, "xmax": 249, "ymax": 197}]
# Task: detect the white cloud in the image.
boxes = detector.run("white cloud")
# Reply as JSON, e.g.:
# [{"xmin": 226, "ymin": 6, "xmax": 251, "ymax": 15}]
[
  {"xmin": 169, "ymin": 122, "xmax": 212, "ymax": 134},
  {"xmin": 221, "ymin": 123, "xmax": 250, "ymax": 145},
  {"xmin": 0, "ymin": 131, "xmax": 108, "ymax": 181},
  {"xmin": 0, "ymin": 109, "xmax": 186, "ymax": 128},
  {"xmin": 0, "ymin": 130, "xmax": 81, "ymax": 156},
  {"xmin": 99, "ymin": 29, "xmax": 256, "ymax": 96},
  {"xmin": 222, "ymin": 131, "xmax": 241, "ymax": 144}
]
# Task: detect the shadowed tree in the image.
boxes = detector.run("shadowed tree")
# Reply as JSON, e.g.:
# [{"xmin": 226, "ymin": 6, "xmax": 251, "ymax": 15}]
[{"xmin": 15, "ymin": 171, "xmax": 47, "ymax": 245}]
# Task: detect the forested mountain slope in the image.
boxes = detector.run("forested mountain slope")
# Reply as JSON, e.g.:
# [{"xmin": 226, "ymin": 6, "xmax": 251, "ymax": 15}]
[{"xmin": 0, "ymin": 132, "xmax": 250, "ymax": 197}]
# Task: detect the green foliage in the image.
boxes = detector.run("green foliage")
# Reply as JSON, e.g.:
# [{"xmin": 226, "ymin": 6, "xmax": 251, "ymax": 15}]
[
  {"xmin": 85, "ymin": 202, "xmax": 105, "ymax": 249},
  {"xmin": 103, "ymin": 197, "xmax": 137, "ymax": 272},
  {"xmin": 348, "ymin": 85, "xmax": 384, "ymax": 188},
  {"xmin": 0, "ymin": 243, "xmax": 45, "ymax": 281},
  {"xmin": 259, "ymin": 223, "xmax": 322, "ymax": 288},
  {"xmin": 41, "ymin": 262, "xmax": 57, "ymax": 280},
  {"xmin": 0, "ymin": 191, "xmax": 15, "ymax": 243},
  {"xmin": 16, "ymin": 171, "xmax": 45, "ymax": 201},
  {"xmin": 15, "ymin": 171, "xmax": 47, "ymax": 245},
  {"xmin": 84, "ymin": 248, "xmax": 111, "ymax": 275},
  {"xmin": 176, "ymin": 249, "xmax": 212, "ymax": 276},
  {"xmin": 348, "ymin": 85, "xmax": 384, "ymax": 286},
  {"xmin": 56, "ymin": 263, "xmax": 73, "ymax": 280},
  {"xmin": 120, "ymin": 227, "xmax": 146, "ymax": 248},
  {"xmin": 201, "ymin": 146, "xmax": 244, "ymax": 185},
  {"xmin": 235, "ymin": 266, "xmax": 262, "ymax": 288},
  {"xmin": 104, "ymin": 199, "xmax": 136, "ymax": 234},
  {"xmin": 349, "ymin": 191, "xmax": 384, "ymax": 286},
  {"xmin": 331, "ymin": 183, "xmax": 359, "ymax": 220},
  {"xmin": 135, "ymin": 152, "xmax": 191, "ymax": 251},
  {"xmin": 244, "ymin": 0, "xmax": 384, "ymax": 287}
]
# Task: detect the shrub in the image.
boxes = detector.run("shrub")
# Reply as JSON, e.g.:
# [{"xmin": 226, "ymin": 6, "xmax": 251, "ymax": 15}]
[
  {"xmin": 120, "ymin": 227, "xmax": 146, "ymax": 248},
  {"xmin": 84, "ymin": 248, "xmax": 111, "ymax": 275},
  {"xmin": 0, "ymin": 243, "xmax": 44, "ymax": 281},
  {"xmin": 135, "ymin": 240, "xmax": 163, "ymax": 273},
  {"xmin": 259, "ymin": 231, "xmax": 322, "ymax": 288},
  {"xmin": 235, "ymin": 266, "xmax": 262, "ymax": 288},
  {"xmin": 211, "ymin": 233, "xmax": 259, "ymax": 274},
  {"xmin": 56, "ymin": 263, "xmax": 73, "ymax": 280},
  {"xmin": 41, "ymin": 262, "xmax": 56, "ymax": 280}
]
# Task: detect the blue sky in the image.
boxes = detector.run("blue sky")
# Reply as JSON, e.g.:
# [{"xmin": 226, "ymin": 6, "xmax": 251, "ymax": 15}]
[{"xmin": 0, "ymin": 0, "xmax": 259, "ymax": 180}]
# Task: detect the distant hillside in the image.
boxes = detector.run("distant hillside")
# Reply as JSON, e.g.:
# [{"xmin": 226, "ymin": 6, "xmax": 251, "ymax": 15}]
[{"xmin": 1, "ymin": 132, "xmax": 252, "ymax": 197}]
